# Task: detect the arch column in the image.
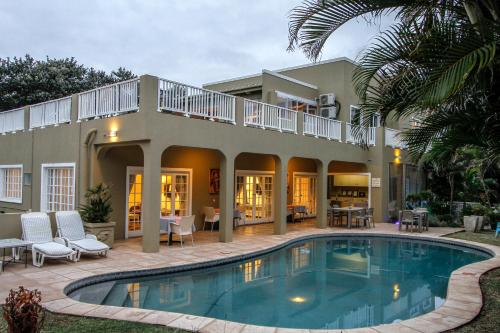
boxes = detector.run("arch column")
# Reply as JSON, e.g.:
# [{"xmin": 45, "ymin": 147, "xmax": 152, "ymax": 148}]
[
  {"xmin": 219, "ymin": 153, "xmax": 235, "ymax": 242},
  {"xmin": 316, "ymin": 159, "xmax": 329, "ymax": 228},
  {"xmin": 140, "ymin": 142, "xmax": 162, "ymax": 253},
  {"xmin": 274, "ymin": 155, "xmax": 289, "ymax": 235}
]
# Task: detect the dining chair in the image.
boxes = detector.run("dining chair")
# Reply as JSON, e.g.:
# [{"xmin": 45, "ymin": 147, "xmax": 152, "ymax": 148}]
[
  {"xmin": 354, "ymin": 209, "xmax": 367, "ymax": 228},
  {"xmin": 399, "ymin": 210, "xmax": 416, "ymax": 232},
  {"xmin": 171, "ymin": 215, "xmax": 195, "ymax": 247},
  {"xmin": 365, "ymin": 208, "xmax": 375, "ymax": 228},
  {"xmin": 202, "ymin": 206, "xmax": 219, "ymax": 232}
]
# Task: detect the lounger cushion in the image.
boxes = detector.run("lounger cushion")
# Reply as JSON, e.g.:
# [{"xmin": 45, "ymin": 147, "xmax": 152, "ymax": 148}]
[
  {"xmin": 33, "ymin": 242, "xmax": 74, "ymax": 256},
  {"xmin": 71, "ymin": 239, "xmax": 109, "ymax": 252}
]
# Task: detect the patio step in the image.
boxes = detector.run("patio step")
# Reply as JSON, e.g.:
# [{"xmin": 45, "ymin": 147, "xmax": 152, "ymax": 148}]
[{"xmin": 75, "ymin": 281, "xmax": 115, "ymax": 304}]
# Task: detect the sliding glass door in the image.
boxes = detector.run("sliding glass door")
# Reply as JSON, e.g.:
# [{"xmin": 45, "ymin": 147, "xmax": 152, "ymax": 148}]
[{"xmin": 235, "ymin": 172, "xmax": 273, "ymax": 224}]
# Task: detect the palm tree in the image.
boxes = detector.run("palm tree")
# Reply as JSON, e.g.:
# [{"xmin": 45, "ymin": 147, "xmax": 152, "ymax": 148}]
[{"xmin": 288, "ymin": 1, "xmax": 500, "ymax": 162}]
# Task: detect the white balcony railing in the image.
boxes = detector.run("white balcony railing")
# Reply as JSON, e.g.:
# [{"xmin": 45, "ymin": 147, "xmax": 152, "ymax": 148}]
[
  {"xmin": 0, "ymin": 108, "xmax": 25, "ymax": 134},
  {"xmin": 368, "ymin": 127, "xmax": 376, "ymax": 146},
  {"xmin": 385, "ymin": 128, "xmax": 405, "ymax": 148},
  {"xmin": 346, "ymin": 123, "xmax": 377, "ymax": 146},
  {"xmin": 29, "ymin": 96, "xmax": 71, "ymax": 129},
  {"xmin": 78, "ymin": 78, "xmax": 139, "ymax": 120},
  {"xmin": 303, "ymin": 113, "xmax": 342, "ymax": 141},
  {"xmin": 243, "ymin": 99, "xmax": 297, "ymax": 133},
  {"xmin": 158, "ymin": 78, "xmax": 236, "ymax": 123}
]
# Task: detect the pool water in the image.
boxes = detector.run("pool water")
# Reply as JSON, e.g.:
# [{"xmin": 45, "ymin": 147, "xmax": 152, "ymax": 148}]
[{"xmin": 68, "ymin": 236, "xmax": 490, "ymax": 329}]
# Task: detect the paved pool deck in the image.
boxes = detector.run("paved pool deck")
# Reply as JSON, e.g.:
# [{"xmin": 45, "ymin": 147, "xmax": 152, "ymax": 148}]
[{"xmin": 1, "ymin": 222, "xmax": 499, "ymax": 333}]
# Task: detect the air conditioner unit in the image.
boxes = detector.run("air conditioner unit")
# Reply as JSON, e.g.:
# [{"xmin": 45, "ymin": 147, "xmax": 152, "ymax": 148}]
[
  {"xmin": 320, "ymin": 106, "xmax": 338, "ymax": 119},
  {"xmin": 319, "ymin": 93, "xmax": 336, "ymax": 106}
]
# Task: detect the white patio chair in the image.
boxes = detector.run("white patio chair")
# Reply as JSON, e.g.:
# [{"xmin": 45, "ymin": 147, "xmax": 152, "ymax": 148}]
[
  {"xmin": 55, "ymin": 211, "xmax": 109, "ymax": 261},
  {"xmin": 21, "ymin": 212, "xmax": 76, "ymax": 267},
  {"xmin": 171, "ymin": 215, "xmax": 195, "ymax": 247},
  {"xmin": 202, "ymin": 207, "xmax": 219, "ymax": 232}
]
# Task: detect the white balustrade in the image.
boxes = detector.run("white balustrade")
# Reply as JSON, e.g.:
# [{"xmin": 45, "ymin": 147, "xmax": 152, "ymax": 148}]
[
  {"xmin": 158, "ymin": 78, "xmax": 235, "ymax": 123},
  {"xmin": 0, "ymin": 108, "xmax": 25, "ymax": 134},
  {"xmin": 385, "ymin": 128, "xmax": 405, "ymax": 148},
  {"xmin": 303, "ymin": 113, "xmax": 342, "ymax": 141},
  {"xmin": 78, "ymin": 78, "xmax": 139, "ymax": 120},
  {"xmin": 367, "ymin": 127, "xmax": 376, "ymax": 146},
  {"xmin": 29, "ymin": 96, "xmax": 72, "ymax": 129},
  {"xmin": 346, "ymin": 123, "xmax": 377, "ymax": 145},
  {"xmin": 243, "ymin": 99, "xmax": 297, "ymax": 133}
]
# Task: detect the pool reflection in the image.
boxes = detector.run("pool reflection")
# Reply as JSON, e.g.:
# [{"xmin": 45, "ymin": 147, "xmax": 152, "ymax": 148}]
[{"xmin": 70, "ymin": 237, "xmax": 489, "ymax": 329}]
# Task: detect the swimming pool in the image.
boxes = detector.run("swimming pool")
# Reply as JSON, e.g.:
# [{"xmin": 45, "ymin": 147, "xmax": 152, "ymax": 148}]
[{"xmin": 67, "ymin": 236, "xmax": 491, "ymax": 330}]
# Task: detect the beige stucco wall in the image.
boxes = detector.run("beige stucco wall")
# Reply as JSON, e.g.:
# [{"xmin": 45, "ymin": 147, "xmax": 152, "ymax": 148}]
[{"xmin": 0, "ymin": 71, "xmax": 413, "ymax": 251}]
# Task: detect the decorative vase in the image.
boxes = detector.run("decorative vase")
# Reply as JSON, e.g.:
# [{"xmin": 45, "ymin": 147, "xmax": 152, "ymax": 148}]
[
  {"xmin": 463, "ymin": 216, "xmax": 478, "ymax": 232},
  {"xmin": 83, "ymin": 222, "xmax": 116, "ymax": 248}
]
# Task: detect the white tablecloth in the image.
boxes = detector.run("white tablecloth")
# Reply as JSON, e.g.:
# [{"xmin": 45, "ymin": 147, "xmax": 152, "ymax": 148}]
[{"xmin": 160, "ymin": 216, "xmax": 197, "ymax": 234}]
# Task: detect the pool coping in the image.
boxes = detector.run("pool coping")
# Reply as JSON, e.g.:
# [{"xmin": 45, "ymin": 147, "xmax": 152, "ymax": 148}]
[{"xmin": 44, "ymin": 230, "xmax": 500, "ymax": 333}]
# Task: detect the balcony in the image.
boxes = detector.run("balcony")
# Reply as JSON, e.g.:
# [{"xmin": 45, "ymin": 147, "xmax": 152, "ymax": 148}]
[
  {"xmin": 385, "ymin": 128, "xmax": 405, "ymax": 148},
  {"xmin": 303, "ymin": 113, "xmax": 341, "ymax": 141},
  {"xmin": 0, "ymin": 108, "xmax": 24, "ymax": 134},
  {"xmin": 158, "ymin": 78, "xmax": 236, "ymax": 123},
  {"xmin": 0, "ymin": 75, "xmax": 384, "ymax": 149},
  {"xmin": 243, "ymin": 99, "xmax": 297, "ymax": 133},
  {"xmin": 78, "ymin": 78, "xmax": 139, "ymax": 121}
]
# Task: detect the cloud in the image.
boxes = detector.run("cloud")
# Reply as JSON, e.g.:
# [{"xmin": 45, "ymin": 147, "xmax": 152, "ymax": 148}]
[{"xmin": 0, "ymin": 0, "xmax": 393, "ymax": 86}]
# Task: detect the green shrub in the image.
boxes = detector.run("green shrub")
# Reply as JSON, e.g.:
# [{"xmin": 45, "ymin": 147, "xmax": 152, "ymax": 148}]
[{"xmin": 80, "ymin": 183, "xmax": 113, "ymax": 223}]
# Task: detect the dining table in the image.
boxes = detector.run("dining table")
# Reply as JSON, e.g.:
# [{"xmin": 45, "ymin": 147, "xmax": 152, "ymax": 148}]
[
  {"xmin": 412, "ymin": 208, "xmax": 429, "ymax": 232},
  {"xmin": 332, "ymin": 206, "xmax": 365, "ymax": 229}
]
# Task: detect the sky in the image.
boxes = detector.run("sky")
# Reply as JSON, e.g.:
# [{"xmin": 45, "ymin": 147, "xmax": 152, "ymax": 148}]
[{"xmin": 0, "ymin": 0, "xmax": 392, "ymax": 86}]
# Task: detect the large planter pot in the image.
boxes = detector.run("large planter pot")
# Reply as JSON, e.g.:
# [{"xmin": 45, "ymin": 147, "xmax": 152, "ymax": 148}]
[
  {"xmin": 463, "ymin": 216, "xmax": 478, "ymax": 232},
  {"xmin": 84, "ymin": 222, "xmax": 116, "ymax": 248},
  {"xmin": 475, "ymin": 216, "xmax": 484, "ymax": 232}
]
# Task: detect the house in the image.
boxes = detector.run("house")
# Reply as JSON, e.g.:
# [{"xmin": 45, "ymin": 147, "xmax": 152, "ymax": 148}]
[{"xmin": 0, "ymin": 57, "xmax": 422, "ymax": 253}]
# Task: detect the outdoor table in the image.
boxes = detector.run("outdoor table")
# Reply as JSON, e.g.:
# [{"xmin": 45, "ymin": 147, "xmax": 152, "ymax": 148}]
[
  {"xmin": 214, "ymin": 208, "xmax": 243, "ymax": 229},
  {"xmin": 0, "ymin": 238, "xmax": 30, "ymax": 271},
  {"xmin": 333, "ymin": 207, "xmax": 364, "ymax": 229},
  {"xmin": 160, "ymin": 216, "xmax": 196, "ymax": 246}
]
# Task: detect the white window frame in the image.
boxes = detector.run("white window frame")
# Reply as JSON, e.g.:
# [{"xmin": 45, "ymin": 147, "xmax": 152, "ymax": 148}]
[
  {"xmin": 351, "ymin": 105, "xmax": 381, "ymax": 127},
  {"xmin": 0, "ymin": 164, "xmax": 23, "ymax": 203},
  {"xmin": 40, "ymin": 162, "xmax": 76, "ymax": 212}
]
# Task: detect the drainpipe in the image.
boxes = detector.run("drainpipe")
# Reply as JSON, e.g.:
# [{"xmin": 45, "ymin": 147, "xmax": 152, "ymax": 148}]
[{"xmin": 84, "ymin": 129, "xmax": 98, "ymax": 191}]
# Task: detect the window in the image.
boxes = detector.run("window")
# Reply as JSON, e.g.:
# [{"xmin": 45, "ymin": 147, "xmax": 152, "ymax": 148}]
[
  {"xmin": 0, "ymin": 165, "xmax": 23, "ymax": 203},
  {"xmin": 41, "ymin": 163, "xmax": 75, "ymax": 212},
  {"xmin": 276, "ymin": 91, "xmax": 317, "ymax": 115},
  {"xmin": 350, "ymin": 105, "xmax": 362, "ymax": 125},
  {"xmin": 350, "ymin": 105, "xmax": 381, "ymax": 127}
]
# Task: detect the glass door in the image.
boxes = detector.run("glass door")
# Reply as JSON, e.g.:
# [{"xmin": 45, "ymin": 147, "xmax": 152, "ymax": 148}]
[
  {"xmin": 293, "ymin": 174, "xmax": 317, "ymax": 216},
  {"xmin": 161, "ymin": 172, "xmax": 190, "ymax": 217},
  {"xmin": 235, "ymin": 173, "xmax": 274, "ymax": 224},
  {"xmin": 126, "ymin": 168, "xmax": 143, "ymax": 237}
]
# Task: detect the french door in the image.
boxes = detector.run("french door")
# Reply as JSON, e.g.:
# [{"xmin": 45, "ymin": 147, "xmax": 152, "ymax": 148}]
[
  {"xmin": 126, "ymin": 167, "xmax": 191, "ymax": 238},
  {"xmin": 160, "ymin": 173, "xmax": 189, "ymax": 217},
  {"xmin": 126, "ymin": 167, "xmax": 144, "ymax": 237},
  {"xmin": 293, "ymin": 173, "xmax": 317, "ymax": 216},
  {"xmin": 235, "ymin": 172, "xmax": 273, "ymax": 224}
]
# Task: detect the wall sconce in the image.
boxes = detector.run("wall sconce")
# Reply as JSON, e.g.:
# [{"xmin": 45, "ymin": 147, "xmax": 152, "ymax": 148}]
[
  {"xmin": 393, "ymin": 148, "xmax": 401, "ymax": 164},
  {"xmin": 104, "ymin": 130, "xmax": 118, "ymax": 138}
]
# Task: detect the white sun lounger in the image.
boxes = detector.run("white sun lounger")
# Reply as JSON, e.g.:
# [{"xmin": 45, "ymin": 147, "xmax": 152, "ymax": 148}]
[
  {"xmin": 55, "ymin": 211, "xmax": 109, "ymax": 261},
  {"xmin": 21, "ymin": 212, "xmax": 76, "ymax": 267}
]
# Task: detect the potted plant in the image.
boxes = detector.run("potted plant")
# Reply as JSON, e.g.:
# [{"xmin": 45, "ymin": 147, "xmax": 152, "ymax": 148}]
[
  {"xmin": 462, "ymin": 204, "xmax": 478, "ymax": 232},
  {"xmin": 80, "ymin": 183, "xmax": 115, "ymax": 248},
  {"xmin": 471, "ymin": 204, "xmax": 487, "ymax": 232}
]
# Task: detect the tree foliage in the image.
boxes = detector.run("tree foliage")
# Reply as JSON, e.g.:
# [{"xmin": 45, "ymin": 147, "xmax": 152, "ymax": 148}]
[
  {"xmin": 288, "ymin": 0, "xmax": 500, "ymax": 164},
  {"xmin": 0, "ymin": 55, "xmax": 136, "ymax": 111}
]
